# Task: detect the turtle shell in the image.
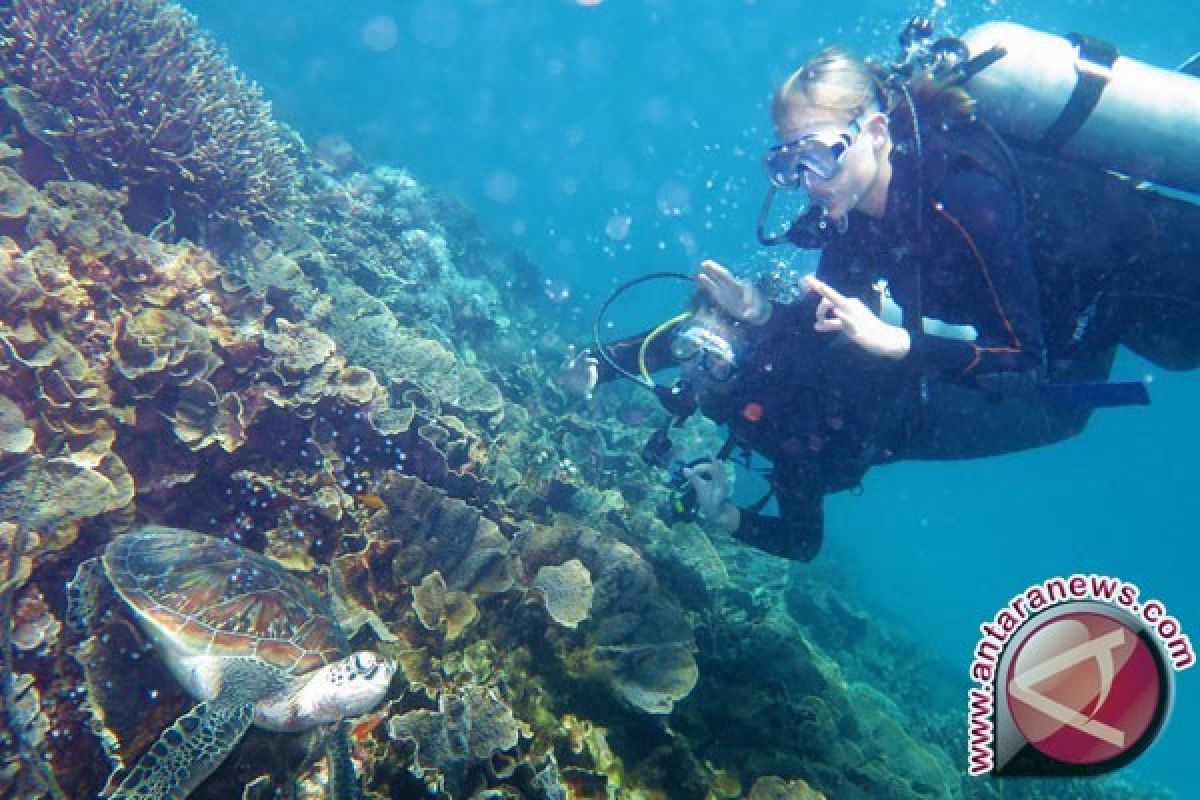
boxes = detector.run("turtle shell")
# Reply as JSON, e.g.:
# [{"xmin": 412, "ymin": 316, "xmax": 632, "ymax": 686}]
[{"xmin": 104, "ymin": 525, "xmax": 346, "ymax": 675}]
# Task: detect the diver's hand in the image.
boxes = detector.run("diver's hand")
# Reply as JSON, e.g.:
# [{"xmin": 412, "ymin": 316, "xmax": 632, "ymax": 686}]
[
  {"xmin": 806, "ymin": 275, "xmax": 911, "ymax": 359},
  {"xmin": 682, "ymin": 458, "xmax": 740, "ymax": 533},
  {"xmin": 697, "ymin": 259, "xmax": 772, "ymax": 324},
  {"xmin": 559, "ymin": 345, "xmax": 599, "ymax": 401}
]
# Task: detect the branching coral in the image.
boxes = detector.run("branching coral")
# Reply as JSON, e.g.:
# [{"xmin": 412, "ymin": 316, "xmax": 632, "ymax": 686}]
[{"xmin": 1, "ymin": 0, "xmax": 298, "ymax": 236}]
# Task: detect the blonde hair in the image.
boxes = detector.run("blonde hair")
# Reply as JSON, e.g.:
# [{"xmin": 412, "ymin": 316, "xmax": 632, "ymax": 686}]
[
  {"xmin": 772, "ymin": 47, "xmax": 881, "ymax": 127},
  {"xmin": 773, "ymin": 47, "xmax": 976, "ymax": 130}
]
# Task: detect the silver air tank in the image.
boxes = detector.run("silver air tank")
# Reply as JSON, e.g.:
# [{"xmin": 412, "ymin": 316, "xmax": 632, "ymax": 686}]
[{"xmin": 960, "ymin": 21, "xmax": 1200, "ymax": 193}]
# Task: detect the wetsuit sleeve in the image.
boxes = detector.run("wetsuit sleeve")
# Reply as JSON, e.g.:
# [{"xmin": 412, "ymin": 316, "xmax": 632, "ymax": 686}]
[
  {"xmin": 908, "ymin": 170, "xmax": 1046, "ymax": 383},
  {"xmin": 590, "ymin": 328, "xmax": 677, "ymax": 385},
  {"xmin": 731, "ymin": 464, "xmax": 823, "ymax": 562}
]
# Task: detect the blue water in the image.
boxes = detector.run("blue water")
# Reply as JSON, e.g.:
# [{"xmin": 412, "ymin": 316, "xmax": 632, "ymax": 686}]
[{"xmin": 185, "ymin": 0, "xmax": 1200, "ymax": 793}]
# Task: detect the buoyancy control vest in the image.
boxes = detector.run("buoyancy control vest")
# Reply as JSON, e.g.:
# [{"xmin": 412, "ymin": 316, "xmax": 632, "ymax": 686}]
[
  {"xmin": 958, "ymin": 21, "xmax": 1200, "ymax": 194},
  {"xmin": 897, "ymin": 107, "xmax": 1173, "ymax": 362}
]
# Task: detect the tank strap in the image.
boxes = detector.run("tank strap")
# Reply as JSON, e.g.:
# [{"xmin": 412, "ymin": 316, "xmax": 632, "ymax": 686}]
[
  {"xmin": 1038, "ymin": 380, "xmax": 1151, "ymax": 409},
  {"xmin": 1179, "ymin": 52, "xmax": 1200, "ymax": 78},
  {"xmin": 1039, "ymin": 33, "xmax": 1119, "ymax": 152}
]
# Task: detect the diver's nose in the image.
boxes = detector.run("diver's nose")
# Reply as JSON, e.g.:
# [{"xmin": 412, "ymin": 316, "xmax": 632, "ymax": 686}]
[{"xmin": 802, "ymin": 168, "xmax": 825, "ymax": 191}]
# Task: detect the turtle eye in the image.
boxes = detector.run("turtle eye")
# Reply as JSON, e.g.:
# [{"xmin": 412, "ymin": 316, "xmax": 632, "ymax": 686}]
[{"xmin": 354, "ymin": 652, "xmax": 379, "ymax": 678}]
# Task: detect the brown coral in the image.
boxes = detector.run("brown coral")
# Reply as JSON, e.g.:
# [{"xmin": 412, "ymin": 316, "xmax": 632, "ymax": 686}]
[
  {"xmin": 112, "ymin": 308, "xmax": 218, "ymax": 388},
  {"xmin": 387, "ymin": 685, "xmax": 521, "ymax": 796},
  {"xmin": 0, "ymin": 165, "xmax": 38, "ymax": 219},
  {"xmin": 377, "ymin": 473, "xmax": 515, "ymax": 596},
  {"xmin": 388, "ymin": 335, "xmax": 504, "ymax": 418},
  {"xmin": 0, "ymin": 394, "xmax": 34, "ymax": 454},
  {"xmin": 531, "ymin": 559, "xmax": 594, "ymax": 630},
  {"xmin": 262, "ymin": 319, "xmax": 386, "ymax": 416},
  {"xmin": 11, "ymin": 585, "xmax": 61, "ymax": 652},
  {"xmin": 516, "ymin": 520, "xmax": 698, "ymax": 715},
  {"xmin": 168, "ymin": 380, "xmax": 248, "ymax": 452},
  {"xmin": 0, "ymin": 455, "xmax": 133, "ymax": 531},
  {"xmin": 0, "ymin": 524, "xmax": 37, "ymax": 595},
  {"xmin": 412, "ymin": 571, "xmax": 478, "ymax": 641},
  {"xmin": 747, "ymin": 776, "xmax": 827, "ymax": 800}
]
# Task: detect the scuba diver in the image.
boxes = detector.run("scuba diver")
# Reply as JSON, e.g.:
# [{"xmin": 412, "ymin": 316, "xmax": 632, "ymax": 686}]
[
  {"xmin": 760, "ymin": 21, "xmax": 1200, "ymax": 383},
  {"xmin": 562, "ymin": 260, "xmax": 1115, "ymax": 562},
  {"xmin": 563, "ymin": 19, "xmax": 1200, "ymax": 561}
]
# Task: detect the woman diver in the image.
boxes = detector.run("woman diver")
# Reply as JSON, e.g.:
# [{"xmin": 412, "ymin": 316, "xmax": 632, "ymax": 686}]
[
  {"xmin": 760, "ymin": 40, "xmax": 1200, "ymax": 384},
  {"xmin": 563, "ymin": 23, "xmax": 1200, "ymax": 561}
]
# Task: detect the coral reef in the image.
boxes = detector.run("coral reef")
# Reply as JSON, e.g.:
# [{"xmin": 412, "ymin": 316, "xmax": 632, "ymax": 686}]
[
  {"xmin": 516, "ymin": 519, "xmax": 699, "ymax": 716},
  {"xmin": 1, "ymin": 0, "xmax": 298, "ymax": 238},
  {"xmin": 531, "ymin": 558, "xmax": 594, "ymax": 630},
  {"xmin": 0, "ymin": 15, "xmax": 1181, "ymax": 800},
  {"xmin": 0, "ymin": 169, "xmax": 389, "ymax": 543},
  {"xmin": 387, "ymin": 685, "xmax": 522, "ymax": 797},
  {"xmin": 747, "ymin": 776, "xmax": 828, "ymax": 800}
]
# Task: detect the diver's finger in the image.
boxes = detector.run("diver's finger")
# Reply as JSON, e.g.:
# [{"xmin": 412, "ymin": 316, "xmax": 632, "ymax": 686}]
[
  {"xmin": 815, "ymin": 297, "xmax": 833, "ymax": 320},
  {"xmin": 697, "ymin": 273, "xmax": 719, "ymax": 298},
  {"xmin": 700, "ymin": 259, "xmax": 732, "ymax": 281},
  {"xmin": 814, "ymin": 316, "xmax": 844, "ymax": 333},
  {"xmin": 805, "ymin": 275, "xmax": 849, "ymax": 306}
]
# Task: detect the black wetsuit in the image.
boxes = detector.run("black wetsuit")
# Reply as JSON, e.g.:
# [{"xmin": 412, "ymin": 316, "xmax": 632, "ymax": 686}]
[
  {"xmin": 815, "ymin": 113, "xmax": 1200, "ymax": 384},
  {"xmin": 818, "ymin": 128, "xmax": 1046, "ymax": 383},
  {"xmin": 591, "ymin": 112, "xmax": 1200, "ymax": 562},
  {"xmin": 594, "ymin": 295, "xmax": 1105, "ymax": 562}
]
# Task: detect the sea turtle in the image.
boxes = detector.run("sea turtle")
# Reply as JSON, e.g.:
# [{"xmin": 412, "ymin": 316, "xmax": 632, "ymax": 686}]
[{"xmin": 69, "ymin": 525, "xmax": 395, "ymax": 800}]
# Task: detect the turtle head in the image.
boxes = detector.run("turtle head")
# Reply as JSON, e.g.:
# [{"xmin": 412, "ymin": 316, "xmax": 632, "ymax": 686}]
[
  {"xmin": 330, "ymin": 651, "xmax": 396, "ymax": 718},
  {"xmin": 289, "ymin": 651, "xmax": 396, "ymax": 727}
]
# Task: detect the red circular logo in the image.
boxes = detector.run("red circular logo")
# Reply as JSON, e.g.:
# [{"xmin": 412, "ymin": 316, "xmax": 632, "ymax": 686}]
[
  {"xmin": 1005, "ymin": 611, "xmax": 1165, "ymax": 766},
  {"xmin": 741, "ymin": 402, "xmax": 764, "ymax": 423}
]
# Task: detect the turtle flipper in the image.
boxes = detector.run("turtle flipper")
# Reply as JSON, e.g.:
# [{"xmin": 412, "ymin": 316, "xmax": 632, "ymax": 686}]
[
  {"xmin": 66, "ymin": 557, "xmax": 104, "ymax": 632},
  {"xmin": 109, "ymin": 697, "xmax": 254, "ymax": 800},
  {"xmin": 325, "ymin": 721, "xmax": 364, "ymax": 800}
]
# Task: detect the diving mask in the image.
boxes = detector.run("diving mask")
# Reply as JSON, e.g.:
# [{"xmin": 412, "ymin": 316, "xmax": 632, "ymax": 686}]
[
  {"xmin": 671, "ymin": 325, "xmax": 737, "ymax": 382},
  {"xmin": 763, "ymin": 117, "xmax": 863, "ymax": 189}
]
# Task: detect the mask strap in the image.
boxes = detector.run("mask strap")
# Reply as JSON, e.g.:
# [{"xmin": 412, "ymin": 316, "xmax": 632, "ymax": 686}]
[{"xmin": 757, "ymin": 187, "xmax": 795, "ymax": 246}]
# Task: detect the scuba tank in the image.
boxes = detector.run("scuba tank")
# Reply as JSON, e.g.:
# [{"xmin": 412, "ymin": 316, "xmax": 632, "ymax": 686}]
[{"xmin": 958, "ymin": 21, "xmax": 1200, "ymax": 193}]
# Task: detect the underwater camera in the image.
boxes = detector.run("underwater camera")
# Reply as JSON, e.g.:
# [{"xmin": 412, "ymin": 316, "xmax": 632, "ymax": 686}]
[
  {"xmin": 660, "ymin": 457, "xmax": 704, "ymax": 524},
  {"xmin": 641, "ymin": 423, "xmax": 701, "ymax": 523}
]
